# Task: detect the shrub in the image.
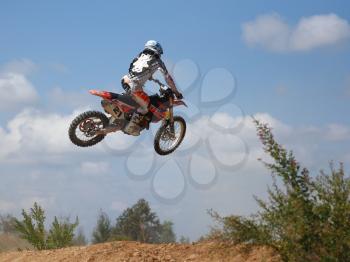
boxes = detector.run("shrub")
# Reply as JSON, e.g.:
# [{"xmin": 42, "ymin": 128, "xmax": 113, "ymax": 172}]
[
  {"xmin": 92, "ymin": 211, "xmax": 112, "ymax": 244},
  {"xmin": 210, "ymin": 120, "xmax": 350, "ymax": 261},
  {"xmin": 46, "ymin": 216, "xmax": 79, "ymax": 249},
  {"xmin": 14, "ymin": 202, "xmax": 46, "ymax": 250},
  {"xmin": 14, "ymin": 202, "xmax": 79, "ymax": 250},
  {"xmin": 159, "ymin": 220, "xmax": 176, "ymax": 243}
]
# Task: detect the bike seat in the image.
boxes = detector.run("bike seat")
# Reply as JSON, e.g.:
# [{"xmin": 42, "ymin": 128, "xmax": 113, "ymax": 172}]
[
  {"xmin": 109, "ymin": 92, "xmax": 139, "ymax": 107},
  {"xmin": 109, "ymin": 92, "xmax": 167, "ymax": 109}
]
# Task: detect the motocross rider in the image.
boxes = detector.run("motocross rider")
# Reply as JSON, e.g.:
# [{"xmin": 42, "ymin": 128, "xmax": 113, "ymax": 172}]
[{"xmin": 121, "ymin": 40, "xmax": 183, "ymax": 136}]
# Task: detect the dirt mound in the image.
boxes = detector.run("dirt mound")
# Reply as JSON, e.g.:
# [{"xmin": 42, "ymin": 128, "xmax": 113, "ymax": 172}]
[
  {"xmin": 0, "ymin": 234, "xmax": 32, "ymax": 252},
  {"xmin": 0, "ymin": 241, "xmax": 280, "ymax": 262}
]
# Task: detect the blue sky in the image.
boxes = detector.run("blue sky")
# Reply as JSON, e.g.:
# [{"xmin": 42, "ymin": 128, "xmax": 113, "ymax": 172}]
[
  {"xmin": 1, "ymin": 0, "xmax": 350, "ymax": 241},
  {"xmin": 1, "ymin": 0, "xmax": 350, "ymax": 124}
]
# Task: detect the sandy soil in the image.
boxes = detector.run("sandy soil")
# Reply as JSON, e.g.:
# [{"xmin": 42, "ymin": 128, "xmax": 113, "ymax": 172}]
[
  {"xmin": 0, "ymin": 234, "xmax": 32, "ymax": 252},
  {"xmin": 0, "ymin": 240, "xmax": 281, "ymax": 262}
]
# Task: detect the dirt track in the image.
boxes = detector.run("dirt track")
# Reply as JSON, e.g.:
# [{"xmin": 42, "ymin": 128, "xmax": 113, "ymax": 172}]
[{"xmin": 0, "ymin": 241, "xmax": 280, "ymax": 262}]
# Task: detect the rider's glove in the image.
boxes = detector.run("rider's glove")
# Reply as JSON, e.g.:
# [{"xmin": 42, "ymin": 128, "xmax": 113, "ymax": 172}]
[{"xmin": 175, "ymin": 92, "xmax": 183, "ymax": 99}]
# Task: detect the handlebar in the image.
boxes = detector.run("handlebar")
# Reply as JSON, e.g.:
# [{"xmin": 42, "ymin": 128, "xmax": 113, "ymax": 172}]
[
  {"xmin": 150, "ymin": 78, "xmax": 184, "ymax": 100},
  {"xmin": 150, "ymin": 78, "xmax": 165, "ymax": 88},
  {"xmin": 150, "ymin": 78, "xmax": 172, "ymax": 97}
]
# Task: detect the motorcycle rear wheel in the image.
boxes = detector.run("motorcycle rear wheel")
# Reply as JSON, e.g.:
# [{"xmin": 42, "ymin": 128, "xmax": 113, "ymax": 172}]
[
  {"xmin": 69, "ymin": 111, "xmax": 109, "ymax": 147},
  {"xmin": 154, "ymin": 116, "xmax": 186, "ymax": 155}
]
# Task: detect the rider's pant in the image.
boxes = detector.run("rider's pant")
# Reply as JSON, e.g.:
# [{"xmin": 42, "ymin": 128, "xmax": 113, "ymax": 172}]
[
  {"xmin": 132, "ymin": 90, "xmax": 150, "ymax": 114},
  {"xmin": 124, "ymin": 77, "xmax": 150, "ymax": 115}
]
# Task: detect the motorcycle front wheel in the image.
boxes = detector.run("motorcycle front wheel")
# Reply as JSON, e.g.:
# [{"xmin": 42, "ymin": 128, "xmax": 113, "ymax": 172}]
[
  {"xmin": 68, "ymin": 111, "xmax": 109, "ymax": 147},
  {"xmin": 154, "ymin": 116, "xmax": 186, "ymax": 155}
]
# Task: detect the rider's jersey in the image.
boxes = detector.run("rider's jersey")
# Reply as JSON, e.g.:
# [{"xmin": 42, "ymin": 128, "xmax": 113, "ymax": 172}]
[{"xmin": 127, "ymin": 51, "xmax": 168, "ymax": 90}]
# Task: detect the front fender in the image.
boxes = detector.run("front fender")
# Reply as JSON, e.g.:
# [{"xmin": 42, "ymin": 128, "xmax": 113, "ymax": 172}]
[{"xmin": 89, "ymin": 90, "xmax": 112, "ymax": 100}]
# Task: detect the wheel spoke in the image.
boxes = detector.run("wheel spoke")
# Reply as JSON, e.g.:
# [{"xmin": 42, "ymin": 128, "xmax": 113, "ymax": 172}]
[
  {"xmin": 158, "ymin": 120, "xmax": 184, "ymax": 152},
  {"xmin": 75, "ymin": 116, "xmax": 104, "ymax": 142}
]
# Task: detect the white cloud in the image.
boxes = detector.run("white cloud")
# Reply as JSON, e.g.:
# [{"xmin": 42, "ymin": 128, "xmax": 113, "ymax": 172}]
[
  {"xmin": 242, "ymin": 13, "xmax": 350, "ymax": 52},
  {"xmin": 1, "ymin": 105, "xmax": 348, "ymax": 168},
  {"xmin": 1, "ymin": 108, "xmax": 350, "ymax": 241},
  {"xmin": 80, "ymin": 161, "xmax": 110, "ymax": 174},
  {"xmin": 186, "ymin": 112, "xmax": 291, "ymax": 146},
  {"xmin": 0, "ymin": 59, "xmax": 38, "ymax": 110},
  {"xmin": 242, "ymin": 13, "xmax": 290, "ymax": 52},
  {"xmin": 0, "ymin": 108, "xmax": 81, "ymax": 160},
  {"xmin": 325, "ymin": 124, "xmax": 350, "ymax": 141},
  {"xmin": 0, "ymin": 73, "xmax": 38, "ymax": 110},
  {"xmin": 48, "ymin": 87, "xmax": 95, "ymax": 109},
  {"xmin": 0, "ymin": 106, "xmax": 135, "ymax": 163},
  {"xmin": 1, "ymin": 59, "xmax": 37, "ymax": 76},
  {"xmin": 290, "ymin": 14, "xmax": 350, "ymax": 51},
  {"xmin": 182, "ymin": 111, "xmax": 350, "ymax": 172}
]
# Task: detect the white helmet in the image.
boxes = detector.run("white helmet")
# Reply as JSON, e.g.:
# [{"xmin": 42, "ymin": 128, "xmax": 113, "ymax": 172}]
[{"xmin": 144, "ymin": 40, "xmax": 163, "ymax": 55}]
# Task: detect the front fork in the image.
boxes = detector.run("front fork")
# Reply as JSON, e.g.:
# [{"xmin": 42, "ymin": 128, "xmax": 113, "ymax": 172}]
[{"xmin": 167, "ymin": 97, "xmax": 175, "ymax": 135}]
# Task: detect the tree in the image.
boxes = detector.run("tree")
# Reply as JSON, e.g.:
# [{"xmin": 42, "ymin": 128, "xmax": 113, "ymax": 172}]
[
  {"xmin": 72, "ymin": 227, "xmax": 88, "ymax": 246},
  {"xmin": 14, "ymin": 202, "xmax": 46, "ymax": 250},
  {"xmin": 14, "ymin": 202, "xmax": 79, "ymax": 250},
  {"xmin": 210, "ymin": 120, "xmax": 350, "ymax": 261},
  {"xmin": 312, "ymin": 163, "xmax": 350, "ymax": 260},
  {"xmin": 92, "ymin": 211, "xmax": 112, "ymax": 244},
  {"xmin": 159, "ymin": 220, "xmax": 176, "ymax": 243},
  {"xmin": 46, "ymin": 216, "xmax": 79, "ymax": 249},
  {"xmin": 113, "ymin": 199, "xmax": 161, "ymax": 243},
  {"xmin": 0, "ymin": 214, "xmax": 17, "ymax": 234}
]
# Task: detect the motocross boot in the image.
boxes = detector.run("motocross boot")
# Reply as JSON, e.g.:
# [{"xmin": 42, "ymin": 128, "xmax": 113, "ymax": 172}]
[{"xmin": 124, "ymin": 112, "xmax": 143, "ymax": 136}]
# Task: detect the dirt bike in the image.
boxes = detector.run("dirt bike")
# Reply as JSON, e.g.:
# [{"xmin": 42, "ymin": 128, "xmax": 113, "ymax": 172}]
[{"xmin": 68, "ymin": 79, "xmax": 187, "ymax": 155}]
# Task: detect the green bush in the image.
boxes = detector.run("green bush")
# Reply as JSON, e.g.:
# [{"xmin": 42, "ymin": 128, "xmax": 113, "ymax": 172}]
[
  {"xmin": 210, "ymin": 120, "xmax": 350, "ymax": 261},
  {"xmin": 46, "ymin": 216, "xmax": 79, "ymax": 249},
  {"xmin": 14, "ymin": 203, "xmax": 46, "ymax": 250},
  {"xmin": 14, "ymin": 202, "xmax": 79, "ymax": 250},
  {"xmin": 159, "ymin": 220, "xmax": 176, "ymax": 243},
  {"xmin": 92, "ymin": 210, "xmax": 112, "ymax": 244},
  {"xmin": 91, "ymin": 200, "xmax": 176, "ymax": 244},
  {"xmin": 113, "ymin": 199, "xmax": 161, "ymax": 243}
]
